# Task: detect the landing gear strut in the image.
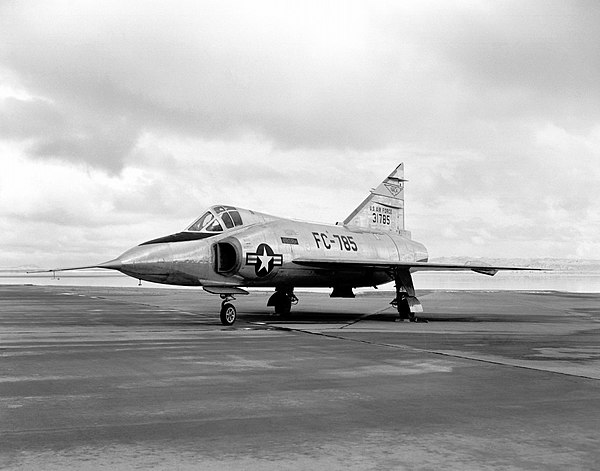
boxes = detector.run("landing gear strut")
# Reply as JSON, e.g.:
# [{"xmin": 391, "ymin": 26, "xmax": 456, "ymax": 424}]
[
  {"xmin": 391, "ymin": 293, "xmax": 413, "ymax": 321},
  {"xmin": 391, "ymin": 269, "xmax": 426, "ymax": 323},
  {"xmin": 267, "ymin": 287, "xmax": 298, "ymax": 317},
  {"xmin": 219, "ymin": 294, "xmax": 237, "ymax": 326}
]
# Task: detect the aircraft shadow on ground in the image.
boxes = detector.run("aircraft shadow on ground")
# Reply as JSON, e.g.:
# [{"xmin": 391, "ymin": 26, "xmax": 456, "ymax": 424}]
[
  {"xmin": 236, "ymin": 312, "xmax": 518, "ymax": 324},
  {"xmin": 238, "ymin": 312, "xmax": 395, "ymax": 324},
  {"xmin": 125, "ymin": 306, "xmax": 532, "ymax": 326},
  {"xmin": 237, "ymin": 311, "xmax": 534, "ymax": 324}
]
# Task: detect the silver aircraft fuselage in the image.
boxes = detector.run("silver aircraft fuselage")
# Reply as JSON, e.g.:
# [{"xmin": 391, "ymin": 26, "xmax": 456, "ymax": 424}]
[{"xmin": 111, "ymin": 209, "xmax": 429, "ymax": 290}]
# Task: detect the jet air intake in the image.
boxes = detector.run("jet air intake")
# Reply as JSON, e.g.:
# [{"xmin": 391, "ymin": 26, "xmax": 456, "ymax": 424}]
[{"xmin": 214, "ymin": 239, "xmax": 242, "ymax": 275}]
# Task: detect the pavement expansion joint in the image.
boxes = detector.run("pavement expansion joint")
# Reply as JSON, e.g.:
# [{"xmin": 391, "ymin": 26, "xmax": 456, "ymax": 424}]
[{"xmin": 250, "ymin": 321, "xmax": 600, "ymax": 381}]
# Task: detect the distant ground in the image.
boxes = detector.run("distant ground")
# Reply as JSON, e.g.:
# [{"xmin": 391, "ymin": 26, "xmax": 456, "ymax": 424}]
[{"xmin": 1, "ymin": 258, "xmax": 600, "ymax": 293}]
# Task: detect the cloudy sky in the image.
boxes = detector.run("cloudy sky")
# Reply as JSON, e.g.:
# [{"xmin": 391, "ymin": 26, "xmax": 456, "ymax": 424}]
[{"xmin": 1, "ymin": 0, "xmax": 599, "ymax": 268}]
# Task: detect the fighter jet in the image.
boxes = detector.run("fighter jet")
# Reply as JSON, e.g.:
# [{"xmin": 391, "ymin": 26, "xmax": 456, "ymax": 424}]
[{"xmin": 40, "ymin": 164, "xmax": 539, "ymax": 325}]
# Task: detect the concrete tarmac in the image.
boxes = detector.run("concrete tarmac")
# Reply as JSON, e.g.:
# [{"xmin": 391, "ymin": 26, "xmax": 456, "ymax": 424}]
[{"xmin": 1, "ymin": 285, "xmax": 599, "ymax": 470}]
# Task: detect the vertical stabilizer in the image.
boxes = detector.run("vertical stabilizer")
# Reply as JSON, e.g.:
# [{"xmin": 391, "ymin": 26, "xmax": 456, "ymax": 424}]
[{"xmin": 343, "ymin": 163, "xmax": 409, "ymax": 236}]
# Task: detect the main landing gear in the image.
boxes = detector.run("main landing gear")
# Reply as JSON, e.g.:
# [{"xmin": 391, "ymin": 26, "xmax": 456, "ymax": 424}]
[
  {"xmin": 391, "ymin": 269, "xmax": 427, "ymax": 323},
  {"xmin": 219, "ymin": 294, "xmax": 237, "ymax": 326},
  {"xmin": 218, "ymin": 288, "xmax": 298, "ymax": 326},
  {"xmin": 267, "ymin": 287, "xmax": 298, "ymax": 317}
]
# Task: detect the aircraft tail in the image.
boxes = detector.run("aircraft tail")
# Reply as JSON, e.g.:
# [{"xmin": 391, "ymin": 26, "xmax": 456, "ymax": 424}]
[{"xmin": 343, "ymin": 163, "xmax": 410, "ymax": 237}]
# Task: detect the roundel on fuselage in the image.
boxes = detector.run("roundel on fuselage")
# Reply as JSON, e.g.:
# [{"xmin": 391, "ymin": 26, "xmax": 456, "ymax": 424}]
[{"xmin": 245, "ymin": 243, "xmax": 283, "ymax": 277}]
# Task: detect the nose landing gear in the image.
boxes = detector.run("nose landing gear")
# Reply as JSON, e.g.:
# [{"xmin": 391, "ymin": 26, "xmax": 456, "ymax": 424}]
[{"xmin": 219, "ymin": 294, "xmax": 237, "ymax": 326}]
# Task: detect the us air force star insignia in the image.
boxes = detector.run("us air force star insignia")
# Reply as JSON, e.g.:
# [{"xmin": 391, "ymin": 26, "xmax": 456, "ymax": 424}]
[{"xmin": 246, "ymin": 244, "xmax": 283, "ymax": 276}]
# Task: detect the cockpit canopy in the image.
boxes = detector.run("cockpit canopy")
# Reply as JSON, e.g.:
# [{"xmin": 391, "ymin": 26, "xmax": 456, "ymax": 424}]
[
  {"xmin": 139, "ymin": 205, "xmax": 280, "ymax": 246},
  {"xmin": 186, "ymin": 205, "xmax": 244, "ymax": 233}
]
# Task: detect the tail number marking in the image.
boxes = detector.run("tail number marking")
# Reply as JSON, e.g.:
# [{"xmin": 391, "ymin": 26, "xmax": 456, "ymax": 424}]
[
  {"xmin": 312, "ymin": 232, "xmax": 358, "ymax": 251},
  {"xmin": 373, "ymin": 213, "xmax": 391, "ymax": 225},
  {"xmin": 371, "ymin": 205, "xmax": 393, "ymax": 225}
]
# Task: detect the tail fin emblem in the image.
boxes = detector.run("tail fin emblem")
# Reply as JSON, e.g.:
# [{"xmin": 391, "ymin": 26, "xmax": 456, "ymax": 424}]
[{"xmin": 384, "ymin": 183, "xmax": 401, "ymax": 197}]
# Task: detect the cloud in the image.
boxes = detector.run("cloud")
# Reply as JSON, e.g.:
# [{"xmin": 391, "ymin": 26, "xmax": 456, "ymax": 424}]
[
  {"xmin": 0, "ymin": 0, "xmax": 599, "ymax": 264},
  {"xmin": 2, "ymin": 1, "xmax": 597, "ymax": 168}
]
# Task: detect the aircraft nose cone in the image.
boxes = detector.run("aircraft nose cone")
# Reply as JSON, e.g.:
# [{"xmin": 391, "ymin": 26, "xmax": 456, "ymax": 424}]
[
  {"xmin": 114, "ymin": 244, "xmax": 173, "ymax": 276},
  {"xmin": 96, "ymin": 259, "xmax": 123, "ymax": 270}
]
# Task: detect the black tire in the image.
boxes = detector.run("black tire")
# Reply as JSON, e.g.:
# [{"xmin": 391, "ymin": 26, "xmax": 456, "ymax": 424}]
[
  {"xmin": 220, "ymin": 303, "xmax": 237, "ymax": 326},
  {"xmin": 274, "ymin": 298, "xmax": 292, "ymax": 317},
  {"xmin": 397, "ymin": 297, "xmax": 411, "ymax": 321}
]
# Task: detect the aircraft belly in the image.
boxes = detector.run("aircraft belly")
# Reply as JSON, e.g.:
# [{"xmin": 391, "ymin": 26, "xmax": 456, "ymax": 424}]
[
  {"xmin": 123, "ymin": 271, "xmax": 202, "ymax": 286},
  {"xmin": 245, "ymin": 268, "xmax": 391, "ymax": 288}
]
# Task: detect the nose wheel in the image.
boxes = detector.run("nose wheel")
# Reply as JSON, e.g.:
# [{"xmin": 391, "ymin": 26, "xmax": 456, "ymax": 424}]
[{"xmin": 219, "ymin": 295, "xmax": 237, "ymax": 326}]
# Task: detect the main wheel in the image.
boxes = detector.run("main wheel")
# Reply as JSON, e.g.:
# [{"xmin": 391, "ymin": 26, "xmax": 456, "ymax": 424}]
[
  {"xmin": 274, "ymin": 297, "xmax": 292, "ymax": 317},
  {"xmin": 397, "ymin": 297, "xmax": 411, "ymax": 321},
  {"xmin": 220, "ymin": 303, "xmax": 237, "ymax": 326}
]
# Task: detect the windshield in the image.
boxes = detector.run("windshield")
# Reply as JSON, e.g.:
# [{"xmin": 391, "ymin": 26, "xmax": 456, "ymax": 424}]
[
  {"xmin": 204, "ymin": 218, "xmax": 223, "ymax": 232},
  {"xmin": 186, "ymin": 207, "xmax": 243, "ymax": 233},
  {"xmin": 187, "ymin": 211, "xmax": 218, "ymax": 232}
]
